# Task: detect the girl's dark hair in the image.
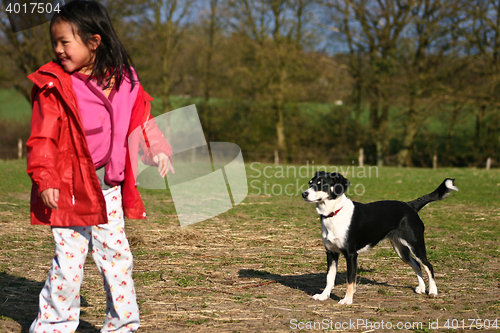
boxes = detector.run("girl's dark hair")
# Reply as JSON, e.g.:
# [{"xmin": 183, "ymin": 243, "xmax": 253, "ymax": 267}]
[{"xmin": 50, "ymin": 0, "xmax": 137, "ymax": 90}]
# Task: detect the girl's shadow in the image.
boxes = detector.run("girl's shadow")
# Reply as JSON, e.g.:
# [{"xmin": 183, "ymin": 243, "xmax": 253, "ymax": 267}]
[{"xmin": 0, "ymin": 272, "xmax": 98, "ymax": 332}]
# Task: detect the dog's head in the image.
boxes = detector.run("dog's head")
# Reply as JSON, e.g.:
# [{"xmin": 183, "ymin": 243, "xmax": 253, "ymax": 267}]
[{"xmin": 302, "ymin": 171, "xmax": 350, "ymax": 203}]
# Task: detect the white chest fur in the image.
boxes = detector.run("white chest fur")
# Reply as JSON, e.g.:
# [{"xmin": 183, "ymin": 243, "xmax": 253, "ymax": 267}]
[{"xmin": 318, "ymin": 195, "xmax": 354, "ymax": 253}]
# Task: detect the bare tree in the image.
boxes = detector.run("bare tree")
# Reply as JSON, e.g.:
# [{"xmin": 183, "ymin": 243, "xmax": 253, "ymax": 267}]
[
  {"xmin": 321, "ymin": 0, "xmax": 413, "ymax": 166},
  {"xmin": 461, "ymin": 0, "xmax": 500, "ymax": 162},
  {"xmin": 225, "ymin": 0, "xmax": 313, "ymax": 162},
  {"xmin": 202, "ymin": 0, "xmax": 220, "ymax": 108},
  {"xmin": 0, "ymin": 3, "xmax": 53, "ymax": 100},
  {"xmin": 147, "ymin": 0, "xmax": 195, "ymax": 113},
  {"xmin": 0, "ymin": 0, "xmax": 147, "ymax": 101},
  {"xmin": 396, "ymin": 0, "xmax": 462, "ymax": 166}
]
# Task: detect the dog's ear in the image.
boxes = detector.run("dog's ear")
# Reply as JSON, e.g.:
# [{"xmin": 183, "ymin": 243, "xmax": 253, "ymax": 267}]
[
  {"xmin": 314, "ymin": 171, "xmax": 326, "ymax": 178},
  {"xmin": 338, "ymin": 173, "xmax": 350, "ymax": 190},
  {"xmin": 329, "ymin": 173, "xmax": 350, "ymax": 198}
]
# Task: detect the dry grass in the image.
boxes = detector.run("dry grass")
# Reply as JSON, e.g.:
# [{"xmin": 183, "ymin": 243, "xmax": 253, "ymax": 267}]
[{"xmin": 0, "ymin": 161, "xmax": 499, "ymax": 332}]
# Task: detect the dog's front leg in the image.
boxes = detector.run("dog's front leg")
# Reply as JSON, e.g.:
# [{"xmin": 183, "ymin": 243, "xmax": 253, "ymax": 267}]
[
  {"xmin": 313, "ymin": 250, "xmax": 339, "ymax": 301},
  {"xmin": 339, "ymin": 252, "xmax": 357, "ymax": 305}
]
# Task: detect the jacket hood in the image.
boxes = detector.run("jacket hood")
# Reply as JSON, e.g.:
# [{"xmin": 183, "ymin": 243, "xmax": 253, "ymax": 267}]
[{"xmin": 28, "ymin": 61, "xmax": 80, "ymax": 115}]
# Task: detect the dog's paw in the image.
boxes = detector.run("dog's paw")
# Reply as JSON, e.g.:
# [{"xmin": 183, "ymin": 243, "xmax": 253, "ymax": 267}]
[
  {"xmin": 415, "ymin": 285, "xmax": 426, "ymax": 294},
  {"xmin": 338, "ymin": 297, "xmax": 353, "ymax": 305},
  {"xmin": 312, "ymin": 293, "xmax": 330, "ymax": 301},
  {"xmin": 428, "ymin": 286, "xmax": 438, "ymax": 297}
]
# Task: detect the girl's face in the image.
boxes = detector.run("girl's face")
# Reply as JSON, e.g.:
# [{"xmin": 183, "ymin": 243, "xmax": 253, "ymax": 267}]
[{"xmin": 51, "ymin": 20, "xmax": 99, "ymax": 74}]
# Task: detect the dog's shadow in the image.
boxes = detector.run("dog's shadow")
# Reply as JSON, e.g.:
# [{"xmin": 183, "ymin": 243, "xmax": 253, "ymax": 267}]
[
  {"xmin": 0, "ymin": 272, "xmax": 99, "ymax": 332},
  {"xmin": 238, "ymin": 268, "xmax": 400, "ymax": 301}
]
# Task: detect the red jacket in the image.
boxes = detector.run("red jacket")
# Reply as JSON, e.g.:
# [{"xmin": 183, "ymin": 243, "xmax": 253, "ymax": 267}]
[{"xmin": 27, "ymin": 61, "xmax": 170, "ymax": 227}]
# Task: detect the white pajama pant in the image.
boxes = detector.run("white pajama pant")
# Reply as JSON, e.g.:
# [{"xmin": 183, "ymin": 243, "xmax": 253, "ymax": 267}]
[{"xmin": 30, "ymin": 186, "xmax": 140, "ymax": 333}]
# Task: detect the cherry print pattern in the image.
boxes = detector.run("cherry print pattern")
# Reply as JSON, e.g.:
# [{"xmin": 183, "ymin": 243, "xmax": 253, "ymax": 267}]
[{"xmin": 30, "ymin": 186, "xmax": 140, "ymax": 332}]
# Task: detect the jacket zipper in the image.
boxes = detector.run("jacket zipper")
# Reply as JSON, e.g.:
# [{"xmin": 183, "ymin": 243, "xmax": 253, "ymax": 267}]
[{"xmin": 39, "ymin": 70, "xmax": 81, "ymax": 207}]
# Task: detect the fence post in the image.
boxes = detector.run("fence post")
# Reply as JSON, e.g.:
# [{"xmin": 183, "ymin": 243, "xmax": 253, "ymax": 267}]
[
  {"xmin": 358, "ymin": 148, "xmax": 364, "ymax": 167},
  {"xmin": 18, "ymin": 138, "xmax": 22, "ymax": 159},
  {"xmin": 274, "ymin": 149, "xmax": 279, "ymax": 165},
  {"xmin": 486, "ymin": 157, "xmax": 491, "ymax": 170},
  {"xmin": 433, "ymin": 154, "xmax": 437, "ymax": 170}
]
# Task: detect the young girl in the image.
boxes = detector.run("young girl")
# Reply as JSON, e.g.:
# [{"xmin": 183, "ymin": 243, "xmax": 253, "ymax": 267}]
[{"xmin": 26, "ymin": 1, "xmax": 173, "ymax": 332}]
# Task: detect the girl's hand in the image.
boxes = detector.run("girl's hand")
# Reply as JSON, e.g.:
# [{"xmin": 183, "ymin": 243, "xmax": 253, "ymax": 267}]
[
  {"xmin": 40, "ymin": 188, "xmax": 60, "ymax": 209},
  {"xmin": 153, "ymin": 153, "xmax": 174, "ymax": 178}
]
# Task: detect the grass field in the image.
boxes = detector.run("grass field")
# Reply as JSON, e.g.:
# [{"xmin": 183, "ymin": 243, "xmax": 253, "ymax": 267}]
[
  {"xmin": 0, "ymin": 160, "xmax": 499, "ymax": 332},
  {"xmin": 0, "ymin": 90, "xmax": 31, "ymax": 121},
  {"xmin": 0, "ymin": 89, "xmax": 197, "ymax": 122}
]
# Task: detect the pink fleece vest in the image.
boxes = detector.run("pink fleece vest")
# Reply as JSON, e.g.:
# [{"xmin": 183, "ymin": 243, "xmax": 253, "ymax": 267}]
[{"xmin": 71, "ymin": 71, "xmax": 139, "ymax": 186}]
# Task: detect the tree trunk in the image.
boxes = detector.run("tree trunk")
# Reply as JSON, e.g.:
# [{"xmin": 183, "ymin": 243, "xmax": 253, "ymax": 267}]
[
  {"xmin": 160, "ymin": 19, "xmax": 172, "ymax": 114},
  {"xmin": 370, "ymin": 101, "xmax": 389, "ymax": 167},
  {"xmin": 397, "ymin": 120, "xmax": 418, "ymax": 167},
  {"xmin": 275, "ymin": 67, "xmax": 287, "ymax": 162},
  {"xmin": 474, "ymin": 105, "xmax": 485, "ymax": 160},
  {"xmin": 199, "ymin": 1, "xmax": 217, "ymax": 142},
  {"xmin": 203, "ymin": 0, "xmax": 218, "ymax": 109},
  {"xmin": 161, "ymin": 74, "xmax": 171, "ymax": 114},
  {"xmin": 276, "ymin": 106, "xmax": 286, "ymax": 162},
  {"xmin": 397, "ymin": 100, "xmax": 418, "ymax": 167},
  {"xmin": 444, "ymin": 105, "xmax": 460, "ymax": 157}
]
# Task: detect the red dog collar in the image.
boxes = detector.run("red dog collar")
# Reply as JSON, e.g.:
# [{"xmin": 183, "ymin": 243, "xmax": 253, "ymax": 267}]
[{"xmin": 322, "ymin": 207, "xmax": 343, "ymax": 218}]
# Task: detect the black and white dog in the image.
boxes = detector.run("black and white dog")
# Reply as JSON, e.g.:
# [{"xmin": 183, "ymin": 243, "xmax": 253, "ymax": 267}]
[{"xmin": 302, "ymin": 172, "xmax": 458, "ymax": 305}]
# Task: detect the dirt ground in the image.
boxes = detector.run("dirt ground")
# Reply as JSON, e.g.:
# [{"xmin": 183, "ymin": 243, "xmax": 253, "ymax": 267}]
[{"xmin": 1, "ymin": 191, "xmax": 499, "ymax": 332}]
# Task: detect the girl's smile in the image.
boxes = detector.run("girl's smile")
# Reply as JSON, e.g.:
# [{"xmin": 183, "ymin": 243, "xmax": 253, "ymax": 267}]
[{"xmin": 51, "ymin": 20, "xmax": 100, "ymax": 74}]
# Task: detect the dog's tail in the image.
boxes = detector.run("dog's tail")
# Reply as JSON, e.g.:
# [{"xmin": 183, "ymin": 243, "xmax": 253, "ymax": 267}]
[{"xmin": 407, "ymin": 178, "xmax": 458, "ymax": 212}]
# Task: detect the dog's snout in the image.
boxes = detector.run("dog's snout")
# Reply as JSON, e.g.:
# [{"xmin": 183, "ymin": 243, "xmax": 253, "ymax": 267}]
[{"xmin": 302, "ymin": 191, "xmax": 308, "ymax": 199}]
